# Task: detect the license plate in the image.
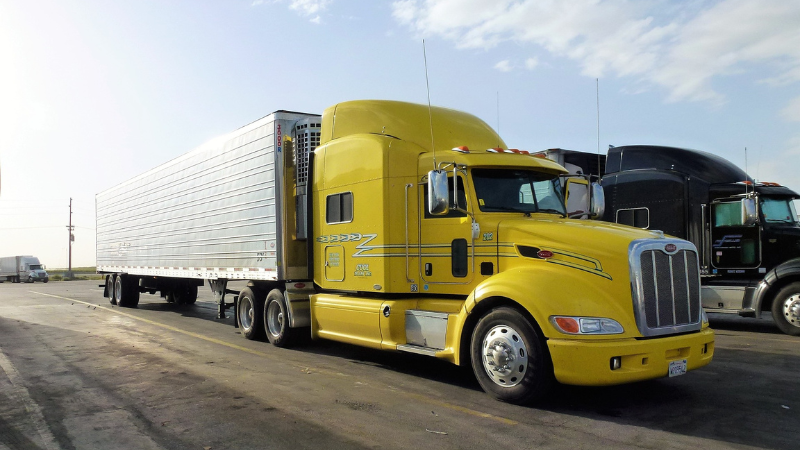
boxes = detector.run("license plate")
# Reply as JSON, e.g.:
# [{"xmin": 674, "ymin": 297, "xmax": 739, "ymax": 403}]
[{"xmin": 668, "ymin": 359, "xmax": 687, "ymax": 377}]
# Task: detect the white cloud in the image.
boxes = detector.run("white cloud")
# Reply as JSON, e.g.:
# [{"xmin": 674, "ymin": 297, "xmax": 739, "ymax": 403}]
[
  {"xmin": 494, "ymin": 60, "xmax": 512, "ymax": 72},
  {"xmin": 781, "ymin": 95, "xmax": 800, "ymax": 122},
  {"xmin": 525, "ymin": 57, "xmax": 538, "ymax": 70},
  {"xmin": 289, "ymin": 0, "xmax": 331, "ymax": 17},
  {"xmin": 391, "ymin": 0, "xmax": 800, "ymax": 104},
  {"xmin": 260, "ymin": 0, "xmax": 331, "ymax": 22}
]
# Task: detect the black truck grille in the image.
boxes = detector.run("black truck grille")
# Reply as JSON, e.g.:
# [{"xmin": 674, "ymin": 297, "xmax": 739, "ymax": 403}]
[{"xmin": 631, "ymin": 240, "xmax": 702, "ymax": 337}]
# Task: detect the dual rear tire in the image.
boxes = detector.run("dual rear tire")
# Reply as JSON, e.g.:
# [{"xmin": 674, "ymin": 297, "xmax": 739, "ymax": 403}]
[
  {"xmin": 237, "ymin": 287, "xmax": 298, "ymax": 347},
  {"xmin": 107, "ymin": 274, "xmax": 140, "ymax": 308}
]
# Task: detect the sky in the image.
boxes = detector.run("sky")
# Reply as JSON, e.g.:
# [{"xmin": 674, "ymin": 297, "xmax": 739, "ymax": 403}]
[{"xmin": 1, "ymin": 0, "xmax": 799, "ymax": 269}]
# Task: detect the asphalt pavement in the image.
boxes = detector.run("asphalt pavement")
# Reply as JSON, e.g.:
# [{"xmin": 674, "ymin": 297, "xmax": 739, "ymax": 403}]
[{"xmin": 0, "ymin": 280, "xmax": 798, "ymax": 450}]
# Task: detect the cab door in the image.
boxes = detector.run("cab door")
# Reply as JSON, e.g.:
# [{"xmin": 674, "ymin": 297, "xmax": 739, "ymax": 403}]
[
  {"xmin": 418, "ymin": 174, "xmax": 474, "ymax": 287},
  {"xmin": 710, "ymin": 199, "xmax": 761, "ymax": 269}
]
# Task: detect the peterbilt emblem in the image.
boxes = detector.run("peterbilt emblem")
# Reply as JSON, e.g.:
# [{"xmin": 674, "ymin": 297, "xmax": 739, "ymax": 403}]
[
  {"xmin": 665, "ymin": 243, "xmax": 677, "ymax": 252},
  {"xmin": 537, "ymin": 250, "xmax": 554, "ymax": 259}
]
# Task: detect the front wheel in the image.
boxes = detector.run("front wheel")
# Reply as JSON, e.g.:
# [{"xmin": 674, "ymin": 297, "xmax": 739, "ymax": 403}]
[
  {"xmin": 470, "ymin": 307, "xmax": 553, "ymax": 405},
  {"xmin": 771, "ymin": 282, "xmax": 800, "ymax": 336}
]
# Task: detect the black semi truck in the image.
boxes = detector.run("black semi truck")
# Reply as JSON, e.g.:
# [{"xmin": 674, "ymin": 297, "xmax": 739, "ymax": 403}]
[{"xmin": 542, "ymin": 146, "xmax": 800, "ymax": 336}]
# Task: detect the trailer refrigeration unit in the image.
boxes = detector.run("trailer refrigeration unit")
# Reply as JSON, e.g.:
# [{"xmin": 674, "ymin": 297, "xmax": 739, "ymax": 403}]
[
  {"xmin": 0, "ymin": 255, "xmax": 49, "ymax": 283},
  {"xmin": 542, "ymin": 145, "xmax": 800, "ymax": 336},
  {"xmin": 96, "ymin": 101, "xmax": 714, "ymax": 404}
]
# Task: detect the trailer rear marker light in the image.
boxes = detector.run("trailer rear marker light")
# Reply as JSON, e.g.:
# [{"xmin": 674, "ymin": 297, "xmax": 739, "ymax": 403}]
[{"xmin": 550, "ymin": 316, "xmax": 624, "ymax": 335}]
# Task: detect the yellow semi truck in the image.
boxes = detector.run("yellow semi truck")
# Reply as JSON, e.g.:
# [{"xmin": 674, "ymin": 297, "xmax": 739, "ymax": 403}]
[{"xmin": 96, "ymin": 100, "xmax": 714, "ymax": 404}]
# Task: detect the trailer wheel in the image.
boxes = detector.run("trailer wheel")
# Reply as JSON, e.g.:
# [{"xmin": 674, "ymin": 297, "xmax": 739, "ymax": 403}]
[
  {"xmin": 115, "ymin": 275, "xmax": 140, "ymax": 308},
  {"xmin": 771, "ymin": 282, "xmax": 800, "ymax": 336},
  {"xmin": 470, "ymin": 307, "xmax": 553, "ymax": 405},
  {"xmin": 107, "ymin": 275, "xmax": 116, "ymax": 305},
  {"xmin": 264, "ymin": 289, "xmax": 298, "ymax": 348},
  {"xmin": 237, "ymin": 287, "xmax": 264, "ymax": 340},
  {"xmin": 173, "ymin": 284, "xmax": 198, "ymax": 305}
]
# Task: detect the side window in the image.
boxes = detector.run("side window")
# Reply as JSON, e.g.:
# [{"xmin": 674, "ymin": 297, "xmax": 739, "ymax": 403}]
[
  {"xmin": 713, "ymin": 202, "xmax": 748, "ymax": 227},
  {"xmin": 616, "ymin": 207, "xmax": 649, "ymax": 228},
  {"xmin": 326, "ymin": 192, "xmax": 353, "ymax": 224},
  {"xmin": 424, "ymin": 176, "xmax": 467, "ymax": 218}
]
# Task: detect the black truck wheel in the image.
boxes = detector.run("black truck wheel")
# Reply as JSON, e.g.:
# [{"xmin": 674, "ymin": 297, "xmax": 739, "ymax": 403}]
[
  {"xmin": 237, "ymin": 287, "xmax": 264, "ymax": 340},
  {"xmin": 263, "ymin": 289, "xmax": 299, "ymax": 347},
  {"xmin": 470, "ymin": 307, "xmax": 553, "ymax": 405},
  {"xmin": 115, "ymin": 275, "xmax": 140, "ymax": 308},
  {"xmin": 107, "ymin": 275, "xmax": 116, "ymax": 305},
  {"xmin": 172, "ymin": 283, "xmax": 198, "ymax": 305},
  {"xmin": 771, "ymin": 282, "xmax": 800, "ymax": 336}
]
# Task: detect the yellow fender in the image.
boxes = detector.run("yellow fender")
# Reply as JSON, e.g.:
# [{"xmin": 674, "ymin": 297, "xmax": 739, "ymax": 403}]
[{"xmin": 448, "ymin": 265, "xmax": 638, "ymax": 365}]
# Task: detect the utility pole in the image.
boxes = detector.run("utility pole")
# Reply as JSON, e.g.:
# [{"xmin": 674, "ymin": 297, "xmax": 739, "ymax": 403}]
[{"xmin": 66, "ymin": 198, "xmax": 74, "ymax": 278}]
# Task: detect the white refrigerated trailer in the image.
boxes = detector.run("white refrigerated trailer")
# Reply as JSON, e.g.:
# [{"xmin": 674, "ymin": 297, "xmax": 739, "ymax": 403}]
[{"xmin": 96, "ymin": 110, "xmax": 321, "ymax": 318}]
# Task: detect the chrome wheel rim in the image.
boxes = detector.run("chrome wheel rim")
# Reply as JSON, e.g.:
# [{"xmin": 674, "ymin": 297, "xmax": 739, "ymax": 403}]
[
  {"xmin": 481, "ymin": 325, "xmax": 528, "ymax": 387},
  {"xmin": 114, "ymin": 278, "xmax": 122, "ymax": 304},
  {"xmin": 239, "ymin": 297, "xmax": 254, "ymax": 330},
  {"xmin": 266, "ymin": 300, "xmax": 284, "ymax": 338},
  {"xmin": 781, "ymin": 293, "xmax": 800, "ymax": 328}
]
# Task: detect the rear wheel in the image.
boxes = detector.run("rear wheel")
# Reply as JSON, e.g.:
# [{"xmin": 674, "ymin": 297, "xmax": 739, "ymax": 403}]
[
  {"xmin": 173, "ymin": 283, "xmax": 198, "ymax": 305},
  {"xmin": 771, "ymin": 282, "xmax": 800, "ymax": 336},
  {"xmin": 264, "ymin": 289, "xmax": 299, "ymax": 347},
  {"xmin": 470, "ymin": 307, "xmax": 553, "ymax": 405},
  {"xmin": 115, "ymin": 275, "xmax": 140, "ymax": 308},
  {"xmin": 106, "ymin": 275, "xmax": 116, "ymax": 305},
  {"xmin": 237, "ymin": 287, "xmax": 264, "ymax": 340}
]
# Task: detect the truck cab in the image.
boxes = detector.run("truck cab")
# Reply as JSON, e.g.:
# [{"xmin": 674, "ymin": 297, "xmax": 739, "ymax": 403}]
[
  {"xmin": 308, "ymin": 103, "xmax": 713, "ymax": 403},
  {"xmin": 549, "ymin": 145, "xmax": 800, "ymax": 335}
]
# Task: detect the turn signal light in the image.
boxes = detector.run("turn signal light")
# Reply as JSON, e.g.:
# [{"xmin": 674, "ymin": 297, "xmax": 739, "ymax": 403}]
[
  {"xmin": 554, "ymin": 317, "xmax": 579, "ymax": 333},
  {"xmin": 550, "ymin": 316, "xmax": 625, "ymax": 335}
]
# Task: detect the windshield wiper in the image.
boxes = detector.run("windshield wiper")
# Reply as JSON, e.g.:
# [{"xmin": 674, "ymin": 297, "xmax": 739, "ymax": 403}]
[{"xmin": 536, "ymin": 208, "xmax": 567, "ymax": 218}]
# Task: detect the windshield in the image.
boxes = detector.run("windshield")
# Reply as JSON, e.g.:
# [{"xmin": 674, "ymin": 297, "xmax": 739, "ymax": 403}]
[
  {"xmin": 761, "ymin": 197, "xmax": 799, "ymax": 224},
  {"xmin": 29, "ymin": 264, "xmax": 42, "ymax": 270},
  {"xmin": 472, "ymin": 168, "xmax": 566, "ymax": 215}
]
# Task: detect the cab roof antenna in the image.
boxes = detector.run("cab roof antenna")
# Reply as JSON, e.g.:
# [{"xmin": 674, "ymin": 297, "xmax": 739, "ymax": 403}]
[
  {"xmin": 745, "ymin": 146, "xmax": 749, "ymax": 196},
  {"xmin": 496, "ymin": 90, "xmax": 500, "ymax": 148},
  {"xmin": 596, "ymin": 78, "xmax": 601, "ymax": 178},
  {"xmin": 423, "ymin": 39, "xmax": 436, "ymax": 170}
]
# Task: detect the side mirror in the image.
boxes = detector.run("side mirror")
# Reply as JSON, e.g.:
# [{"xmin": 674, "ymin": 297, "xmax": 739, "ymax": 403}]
[
  {"xmin": 742, "ymin": 198, "xmax": 757, "ymax": 226},
  {"xmin": 590, "ymin": 182, "xmax": 605, "ymax": 219},
  {"xmin": 428, "ymin": 170, "xmax": 450, "ymax": 215}
]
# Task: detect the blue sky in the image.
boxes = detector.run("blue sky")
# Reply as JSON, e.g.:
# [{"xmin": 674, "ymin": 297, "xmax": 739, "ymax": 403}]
[{"xmin": 1, "ymin": 0, "xmax": 799, "ymax": 267}]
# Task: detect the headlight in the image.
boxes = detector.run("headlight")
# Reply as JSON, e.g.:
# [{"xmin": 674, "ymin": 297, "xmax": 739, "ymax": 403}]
[{"xmin": 550, "ymin": 316, "xmax": 624, "ymax": 335}]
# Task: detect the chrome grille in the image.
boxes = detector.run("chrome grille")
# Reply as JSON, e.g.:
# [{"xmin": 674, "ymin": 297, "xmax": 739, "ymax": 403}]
[{"xmin": 630, "ymin": 239, "xmax": 702, "ymax": 337}]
